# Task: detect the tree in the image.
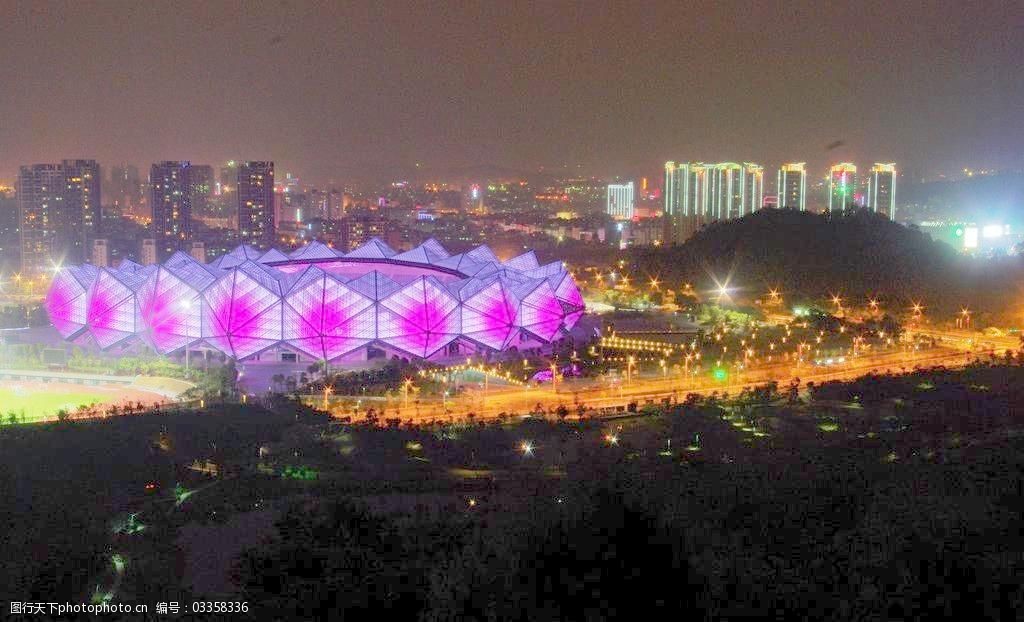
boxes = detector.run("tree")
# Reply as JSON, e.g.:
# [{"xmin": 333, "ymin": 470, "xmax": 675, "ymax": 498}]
[
  {"xmin": 555, "ymin": 404, "xmax": 569, "ymax": 421},
  {"xmin": 426, "ymin": 488, "xmax": 702, "ymax": 619},
  {"xmin": 235, "ymin": 500, "xmax": 424, "ymax": 619}
]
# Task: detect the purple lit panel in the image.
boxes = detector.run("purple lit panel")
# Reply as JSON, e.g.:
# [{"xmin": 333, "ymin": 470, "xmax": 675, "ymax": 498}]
[
  {"xmin": 378, "ymin": 277, "xmax": 460, "ymax": 358},
  {"xmin": 554, "ymin": 273, "xmax": 584, "ymax": 309},
  {"xmin": 563, "ymin": 310, "xmax": 584, "ymax": 330},
  {"xmin": 462, "ymin": 280, "xmax": 517, "ymax": 350},
  {"xmin": 553, "ymin": 274, "xmax": 585, "ymax": 330},
  {"xmin": 45, "ymin": 269, "xmax": 90, "ymax": 338},
  {"xmin": 86, "ymin": 270, "xmax": 140, "ymax": 349},
  {"xmin": 517, "ymin": 281, "xmax": 564, "ymax": 342},
  {"xmin": 283, "ymin": 274, "xmax": 376, "ymax": 361},
  {"xmin": 202, "ymin": 270, "xmax": 282, "ymax": 359},
  {"xmin": 138, "ymin": 268, "xmax": 202, "ymax": 353}
]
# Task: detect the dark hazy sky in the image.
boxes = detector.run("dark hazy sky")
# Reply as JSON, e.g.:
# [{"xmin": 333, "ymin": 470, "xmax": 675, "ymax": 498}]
[{"xmin": 0, "ymin": 1, "xmax": 1021, "ymax": 185}]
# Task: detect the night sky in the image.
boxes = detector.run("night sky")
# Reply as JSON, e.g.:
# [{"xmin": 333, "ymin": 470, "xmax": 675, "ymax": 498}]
[{"xmin": 0, "ymin": 1, "xmax": 1021, "ymax": 184}]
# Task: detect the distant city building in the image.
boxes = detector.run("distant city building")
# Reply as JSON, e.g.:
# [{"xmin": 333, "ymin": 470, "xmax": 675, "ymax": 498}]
[
  {"xmin": 869, "ymin": 163, "xmax": 897, "ymax": 219},
  {"xmin": 762, "ymin": 195, "xmax": 779, "ymax": 209},
  {"xmin": 62, "ymin": 159, "xmax": 102, "ymax": 259},
  {"xmin": 617, "ymin": 219, "xmax": 664, "ymax": 248},
  {"xmin": 189, "ymin": 241, "xmax": 206, "ymax": 263},
  {"xmin": 343, "ymin": 213, "xmax": 390, "ymax": 251},
  {"xmin": 17, "ymin": 163, "xmax": 66, "ymax": 274},
  {"xmin": 559, "ymin": 178, "xmax": 606, "ymax": 213},
  {"xmin": 664, "ymin": 161, "xmax": 761, "ymax": 242},
  {"xmin": 777, "ymin": 162, "xmax": 807, "ymax": 211},
  {"xmin": 150, "ymin": 161, "xmax": 193, "ymax": 259},
  {"xmin": 237, "ymin": 161, "xmax": 275, "ymax": 248},
  {"xmin": 664, "ymin": 162, "xmax": 685, "ymax": 225},
  {"xmin": 743, "ymin": 163, "xmax": 764, "ymax": 217},
  {"xmin": 664, "ymin": 161, "xmax": 709, "ymax": 243},
  {"xmin": 828, "ymin": 163, "xmax": 857, "ymax": 213},
  {"xmin": 91, "ymin": 239, "xmax": 109, "ymax": 267},
  {"xmin": 606, "ymin": 182, "xmax": 635, "ymax": 220},
  {"xmin": 16, "ymin": 160, "xmax": 102, "ymax": 273},
  {"xmin": 140, "ymin": 238, "xmax": 157, "ymax": 265},
  {"xmin": 218, "ymin": 161, "xmax": 238, "ymax": 192},
  {"xmin": 707, "ymin": 163, "xmax": 763, "ymax": 220},
  {"xmin": 190, "ymin": 164, "xmax": 214, "ymax": 216},
  {"xmin": 709, "ymin": 163, "xmax": 742, "ymax": 220},
  {"xmin": 109, "ymin": 164, "xmax": 142, "ymax": 212},
  {"xmin": 0, "ymin": 191, "xmax": 18, "ymax": 273}
]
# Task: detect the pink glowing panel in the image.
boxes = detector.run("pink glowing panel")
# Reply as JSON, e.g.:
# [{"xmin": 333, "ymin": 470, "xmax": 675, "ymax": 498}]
[
  {"xmin": 461, "ymin": 280, "xmax": 517, "ymax": 350},
  {"xmin": 378, "ymin": 277, "xmax": 460, "ymax": 358},
  {"xmin": 202, "ymin": 269, "xmax": 282, "ymax": 359},
  {"xmin": 553, "ymin": 273, "xmax": 585, "ymax": 330},
  {"xmin": 554, "ymin": 273, "xmax": 584, "ymax": 309},
  {"xmin": 137, "ymin": 267, "xmax": 202, "ymax": 354},
  {"xmin": 563, "ymin": 310, "xmax": 584, "ymax": 330},
  {"xmin": 517, "ymin": 281, "xmax": 564, "ymax": 342},
  {"xmin": 45, "ymin": 267, "xmax": 94, "ymax": 339},
  {"xmin": 283, "ymin": 271, "xmax": 376, "ymax": 361},
  {"xmin": 86, "ymin": 269, "xmax": 143, "ymax": 349}
]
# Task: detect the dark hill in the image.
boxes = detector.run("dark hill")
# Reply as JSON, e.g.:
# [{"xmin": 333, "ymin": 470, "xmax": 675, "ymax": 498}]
[{"xmin": 630, "ymin": 209, "xmax": 1017, "ymax": 317}]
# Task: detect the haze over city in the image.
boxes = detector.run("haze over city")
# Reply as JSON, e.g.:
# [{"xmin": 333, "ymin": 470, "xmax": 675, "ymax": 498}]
[{"xmin": 1, "ymin": 1, "xmax": 1022, "ymax": 184}]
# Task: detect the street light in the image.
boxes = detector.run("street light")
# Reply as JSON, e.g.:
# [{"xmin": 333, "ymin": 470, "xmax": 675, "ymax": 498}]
[
  {"xmin": 402, "ymin": 378, "xmax": 413, "ymax": 410},
  {"xmin": 831, "ymin": 294, "xmax": 843, "ymax": 313},
  {"xmin": 957, "ymin": 308, "xmax": 971, "ymax": 328}
]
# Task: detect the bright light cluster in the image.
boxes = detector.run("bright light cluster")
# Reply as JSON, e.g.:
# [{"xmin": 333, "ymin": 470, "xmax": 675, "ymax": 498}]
[{"xmin": 44, "ymin": 238, "xmax": 585, "ymax": 361}]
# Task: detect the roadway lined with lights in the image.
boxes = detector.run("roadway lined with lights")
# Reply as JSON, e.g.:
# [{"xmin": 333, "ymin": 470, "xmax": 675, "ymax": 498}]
[{"xmin": 322, "ymin": 345, "xmax": 974, "ymax": 422}]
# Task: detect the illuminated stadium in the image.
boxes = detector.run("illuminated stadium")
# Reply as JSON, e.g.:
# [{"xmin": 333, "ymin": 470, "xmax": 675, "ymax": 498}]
[{"xmin": 44, "ymin": 239, "xmax": 585, "ymax": 363}]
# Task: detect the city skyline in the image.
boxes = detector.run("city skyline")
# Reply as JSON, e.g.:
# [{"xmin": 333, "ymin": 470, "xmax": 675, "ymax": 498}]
[{"xmin": 0, "ymin": 2, "xmax": 1020, "ymax": 185}]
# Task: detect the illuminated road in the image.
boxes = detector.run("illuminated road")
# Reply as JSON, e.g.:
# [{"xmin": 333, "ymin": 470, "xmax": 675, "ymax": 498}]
[
  {"xmin": 908, "ymin": 326, "xmax": 1019, "ymax": 355},
  {"xmin": 334, "ymin": 345, "xmax": 976, "ymax": 422}
]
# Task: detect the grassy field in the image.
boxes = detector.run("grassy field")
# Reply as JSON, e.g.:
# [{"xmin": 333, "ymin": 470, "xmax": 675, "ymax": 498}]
[{"xmin": 0, "ymin": 382, "xmax": 164, "ymax": 422}]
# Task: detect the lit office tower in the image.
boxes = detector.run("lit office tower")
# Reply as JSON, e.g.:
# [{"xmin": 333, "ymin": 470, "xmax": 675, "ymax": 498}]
[
  {"xmin": 777, "ymin": 162, "xmax": 807, "ymax": 210},
  {"xmin": 709, "ymin": 163, "xmax": 743, "ymax": 220},
  {"xmin": 828, "ymin": 163, "xmax": 857, "ymax": 213},
  {"xmin": 707, "ymin": 163, "xmax": 763, "ymax": 220},
  {"xmin": 17, "ymin": 164, "xmax": 66, "ymax": 274},
  {"xmin": 62, "ymin": 159, "xmax": 101, "ymax": 261},
  {"xmin": 689, "ymin": 163, "xmax": 712, "ymax": 221},
  {"xmin": 743, "ymin": 163, "xmax": 764, "ymax": 216},
  {"xmin": 664, "ymin": 161, "xmax": 693, "ymax": 243},
  {"xmin": 238, "ymin": 161, "xmax": 275, "ymax": 248},
  {"xmin": 664, "ymin": 162, "xmax": 685, "ymax": 221},
  {"xmin": 667, "ymin": 161, "xmax": 759, "ymax": 241},
  {"xmin": 606, "ymin": 182, "xmax": 635, "ymax": 220},
  {"xmin": 150, "ymin": 161, "xmax": 193, "ymax": 260},
  {"xmin": 869, "ymin": 163, "xmax": 896, "ymax": 219}
]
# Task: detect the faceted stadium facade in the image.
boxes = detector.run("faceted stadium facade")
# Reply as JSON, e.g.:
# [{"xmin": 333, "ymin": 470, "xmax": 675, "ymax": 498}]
[{"xmin": 44, "ymin": 239, "xmax": 585, "ymax": 362}]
